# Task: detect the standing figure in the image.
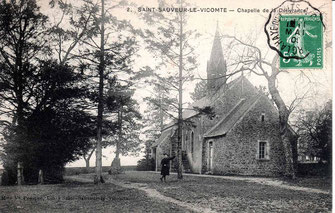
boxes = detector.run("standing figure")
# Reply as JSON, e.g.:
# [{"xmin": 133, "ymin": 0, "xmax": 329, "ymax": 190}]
[{"xmin": 160, "ymin": 153, "xmax": 175, "ymax": 182}]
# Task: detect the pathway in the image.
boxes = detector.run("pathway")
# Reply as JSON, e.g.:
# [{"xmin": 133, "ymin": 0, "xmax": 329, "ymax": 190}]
[
  {"xmin": 66, "ymin": 175, "xmax": 216, "ymax": 213},
  {"xmin": 66, "ymin": 172, "xmax": 330, "ymax": 213},
  {"xmin": 152, "ymin": 172, "xmax": 330, "ymax": 195}
]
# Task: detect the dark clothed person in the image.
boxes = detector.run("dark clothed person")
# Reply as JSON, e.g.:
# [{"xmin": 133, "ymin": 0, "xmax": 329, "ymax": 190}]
[{"xmin": 160, "ymin": 154, "xmax": 175, "ymax": 182}]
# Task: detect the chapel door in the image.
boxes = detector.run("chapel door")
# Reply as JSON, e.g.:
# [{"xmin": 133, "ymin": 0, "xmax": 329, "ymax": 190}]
[{"xmin": 208, "ymin": 141, "xmax": 213, "ymax": 172}]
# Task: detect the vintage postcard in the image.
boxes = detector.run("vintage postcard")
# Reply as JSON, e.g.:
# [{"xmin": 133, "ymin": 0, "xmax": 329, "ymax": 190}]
[{"xmin": 0, "ymin": 0, "xmax": 332, "ymax": 212}]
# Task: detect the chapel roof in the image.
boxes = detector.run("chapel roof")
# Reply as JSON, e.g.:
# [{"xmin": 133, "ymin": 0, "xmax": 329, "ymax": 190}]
[
  {"xmin": 204, "ymin": 94, "xmax": 261, "ymax": 138},
  {"xmin": 181, "ymin": 75, "xmax": 243, "ymax": 120},
  {"xmin": 151, "ymin": 126, "xmax": 176, "ymax": 148},
  {"xmin": 209, "ymin": 25, "xmax": 224, "ymax": 66}
]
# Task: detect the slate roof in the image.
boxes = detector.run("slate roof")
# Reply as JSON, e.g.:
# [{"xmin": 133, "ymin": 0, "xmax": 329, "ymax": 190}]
[
  {"xmin": 159, "ymin": 76, "xmax": 244, "ymax": 133},
  {"xmin": 151, "ymin": 127, "xmax": 176, "ymax": 148},
  {"xmin": 204, "ymin": 94, "xmax": 261, "ymax": 138},
  {"xmin": 209, "ymin": 27, "xmax": 224, "ymax": 66},
  {"xmin": 182, "ymin": 76, "xmax": 242, "ymax": 121},
  {"xmin": 153, "ymin": 75, "xmax": 296, "ymax": 147},
  {"xmin": 182, "ymin": 96, "xmax": 211, "ymax": 120}
]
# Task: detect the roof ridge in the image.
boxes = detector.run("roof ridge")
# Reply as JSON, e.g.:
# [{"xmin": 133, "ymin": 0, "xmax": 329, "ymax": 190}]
[
  {"xmin": 190, "ymin": 76, "xmax": 244, "ymax": 108},
  {"xmin": 151, "ymin": 126, "xmax": 176, "ymax": 147},
  {"xmin": 164, "ymin": 76, "xmax": 249, "ymax": 130},
  {"xmin": 204, "ymin": 98, "xmax": 246, "ymax": 137},
  {"xmin": 204, "ymin": 94, "xmax": 261, "ymax": 138},
  {"xmin": 208, "ymin": 76, "xmax": 243, "ymax": 104},
  {"xmin": 223, "ymin": 94, "xmax": 261, "ymax": 134}
]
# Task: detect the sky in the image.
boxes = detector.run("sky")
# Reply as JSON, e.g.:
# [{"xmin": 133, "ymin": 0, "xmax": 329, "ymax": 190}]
[
  {"xmin": 69, "ymin": 0, "xmax": 332, "ymax": 167},
  {"xmin": 1, "ymin": 0, "xmax": 332, "ymax": 168}
]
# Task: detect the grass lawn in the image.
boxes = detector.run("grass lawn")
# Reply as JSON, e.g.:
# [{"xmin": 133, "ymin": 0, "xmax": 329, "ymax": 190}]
[
  {"xmin": 112, "ymin": 171, "xmax": 332, "ymax": 213},
  {"xmin": 282, "ymin": 176, "xmax": 332, "ymax": 192},
  {"xmin": 0, "ymin": 178, "xmax": 185, "ymax": 213},
  {"xmin": 0, "ymin": 171, "xmax": 331, "ymax": 212}
]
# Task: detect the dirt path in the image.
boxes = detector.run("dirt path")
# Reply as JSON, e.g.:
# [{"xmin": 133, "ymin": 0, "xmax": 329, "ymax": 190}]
[
  {"xmin": 245, "ymin": 177, "xmax": 329, "ymax": 194},
  {"xmin": 163, "ymin": 172, "xmax": 330, "ymax": 195},
  {"xmin": 66, "ymin": 173, "xmax": 330, "ymax": 213},
  {"xmin": 66, "ymin": 175, "xmax": 216, "ymax": 213}
]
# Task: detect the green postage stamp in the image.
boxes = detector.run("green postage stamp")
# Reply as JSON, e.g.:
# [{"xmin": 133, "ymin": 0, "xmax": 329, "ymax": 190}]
[{"xmin": 279, "ymin": 15, "xmax": 323, "ymax": 69}]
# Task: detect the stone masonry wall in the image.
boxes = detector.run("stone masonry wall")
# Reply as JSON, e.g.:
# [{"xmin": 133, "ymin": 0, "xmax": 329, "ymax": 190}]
[
  {"xmin": 183, "ymin": 116, "xmax": 203, "ymax": 174},
  {"xmin": 203, "ymin": 95, "xmax": 286, "ymax": 176},
  {"xmin": 203, "ymin": 77, "xmax": 258, "ymax": 137},
  {"xmin": 155, "ymin": 129, "xmax": 173, "ymax": 172}
]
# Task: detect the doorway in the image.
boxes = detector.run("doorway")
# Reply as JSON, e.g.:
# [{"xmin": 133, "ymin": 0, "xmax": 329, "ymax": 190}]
[{"xmin": 208, "ymin": 141, "xmax": 213, "ymax": 172}]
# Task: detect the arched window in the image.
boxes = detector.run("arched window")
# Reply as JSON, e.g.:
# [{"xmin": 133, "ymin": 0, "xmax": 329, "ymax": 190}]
[
  {"xmin": 184, "ymin": 130, "xmax": 188, "ymax": 151},
  {"xmin": 208, "ymin": 141, "xmax": 214, "ymax": 172},
  {"xmin": 182, "ymin": 130, "xmax": 188, "ymax": 151},
  {"xmin": 261, "ymin": 112, "xmax": 265, "ymax": 122},
  {"xmin": 191, "ymin": 131, "xmax": 194, "ymax": 154}
]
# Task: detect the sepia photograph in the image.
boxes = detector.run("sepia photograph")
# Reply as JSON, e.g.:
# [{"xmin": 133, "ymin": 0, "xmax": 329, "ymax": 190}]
[{"xmin": 0, "ymin": 0, "xmax": 332, "ymax": 212}]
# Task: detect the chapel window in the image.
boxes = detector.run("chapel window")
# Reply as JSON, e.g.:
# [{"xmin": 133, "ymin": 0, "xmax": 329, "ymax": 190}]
[
  {"xmin": 182, "ymin": 130, "xmax": 188, "ymax": 151},
  {"xmin": 191, "ymin": 131, "xmax": 194, "ymax": 154},
  {"xmin": 184, "ymin": 130, "xmax": 188, "ymax": 151},
  {"xmin": 257, "ymin": 140, "xmax": 269, "ymax": 160}
]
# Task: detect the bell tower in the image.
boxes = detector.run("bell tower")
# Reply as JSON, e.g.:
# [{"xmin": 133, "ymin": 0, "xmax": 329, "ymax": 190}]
[{"xmin": 207, "ymin": 24, "xmax": 227, "ymax": 93}]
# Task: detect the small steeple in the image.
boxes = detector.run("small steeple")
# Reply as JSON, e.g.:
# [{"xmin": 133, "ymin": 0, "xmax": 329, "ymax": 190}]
[
  {"xmin": 209, "ymin": 26, "xmax": 224, "ymax": 66},
  {"xmin": 207, "ymin": 22, "xmax": 227, "ymax": 93}
]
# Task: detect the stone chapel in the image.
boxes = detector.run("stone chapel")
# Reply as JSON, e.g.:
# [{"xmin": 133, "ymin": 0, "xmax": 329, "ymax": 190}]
[{"xmin": 151, "ymin": 27, "xmax": 296, "ymax": 176}]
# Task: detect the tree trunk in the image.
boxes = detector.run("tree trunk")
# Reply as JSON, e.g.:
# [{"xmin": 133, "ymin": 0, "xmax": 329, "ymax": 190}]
[
  {"xmin": 15, "ymin": 40, "xmax": 25, "ymax": 186},
  {"xmin": 269, "ymin": 56, "xmax": 296, "ymax": 179},
  {"xmin": 85, "ymin": 159, "xmax": 90, "ymax": 169},
  {"xmin": 38, "ymin": 169, "xmax": 44, "ymax": 184},
  {"xmin": 84, "ymin": 147, "xmax": 95, "ymax": 170},
  {"xmin": 16, "ymin": 63, "xmax": 24, "ymax": 186},
  {"xmin": 116, "ymin": 108, "xmax": 122, "ymax": 160},
  {"xmin": 17, "ymin": 162, "xmax": 23, "ymax": 185},
  {"xmin": 159, "ymin": 89, "xmax": 164, "ymax": 131},
  {"xmin": 177, "ymin": 5, "xmax": 184, "ymax": 180},
  {"xmin": 110, "ymin": 108, "xmax": 122, "ymax": 174},
  {"xmin": 94, "ymin": 0, "xmax": 105, "ymax": 184}
]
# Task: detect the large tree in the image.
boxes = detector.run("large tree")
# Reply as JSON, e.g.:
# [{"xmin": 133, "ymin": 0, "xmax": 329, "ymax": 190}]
[
  {"xmin": 1, "ymin": 60, "xmax": 94, "ymax": 184},
  {"xmin": 294, "ymin": 100, "xmax": 332, "ymax": 164},
  {"xmin": 139, "ymin": 0, "xmax": 199, "ymax": 179},
  {"xmin": 0, "ymin": 0, "xmax": 49, "ymax": 131},
  {"xmin": 0, "ymin": 0, "xmax": 102, "ymax": 185},
  {"xmin": 105, "ymin": 78, "xmax": 142, "ymax": 174},
  {"xmin": 0, "ymin": 0, "xmax": 50, "ymax": 184},
  {"xmin": 50, "ymin": 0, "xmax": 139, "ymax": 183}
]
